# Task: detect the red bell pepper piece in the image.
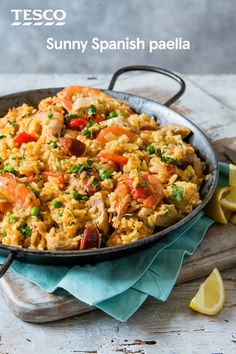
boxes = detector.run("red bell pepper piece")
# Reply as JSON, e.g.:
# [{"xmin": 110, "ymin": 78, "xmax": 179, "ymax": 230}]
[
  {"xmin": 96, "ymin": 126, "xmax": 135, "ymax": 143},
  {"xmin": 67, "ymin": 118, "xmax": 88, "ymax": 130},
  {"xmin": 42, "ymin": 171, "xmax": 65, "ymax": 185},
  {"xmin": 93, "ymin": 114, "xmax": 103, "ymax": 122},
  {"xmin": 99, "ymin": 152, "xmax": 128, "ymax": 166},
  {"xmin": 13, "ymin": 132, "xmax": 38, "ymax": 147}
]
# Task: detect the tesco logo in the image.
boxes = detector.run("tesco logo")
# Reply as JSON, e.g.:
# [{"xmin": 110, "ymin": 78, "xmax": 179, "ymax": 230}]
[{"xmin": 11, "ymin": 9, "xmax": 66, "ymax": 26}]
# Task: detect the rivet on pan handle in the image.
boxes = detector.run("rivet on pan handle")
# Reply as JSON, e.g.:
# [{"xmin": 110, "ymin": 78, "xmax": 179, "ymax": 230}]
[
  {"xmin": 108, "ymin": 65, "xmax": 186, "ymax": 107},
  {"xmin": 0, "ymin": 252, "xmax": 16, "ymax": 278}
]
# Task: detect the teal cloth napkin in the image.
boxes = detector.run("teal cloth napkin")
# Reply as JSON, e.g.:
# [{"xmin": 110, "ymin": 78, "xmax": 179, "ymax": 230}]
[{"xmin": 0, "ymin": 163, "xmax": 228, "ymax": 321}]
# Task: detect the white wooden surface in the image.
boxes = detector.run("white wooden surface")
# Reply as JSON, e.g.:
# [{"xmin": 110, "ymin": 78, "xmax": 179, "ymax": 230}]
[{"xmin": 0, "ymin": 74, "xmax": 236, "ymax": 354}]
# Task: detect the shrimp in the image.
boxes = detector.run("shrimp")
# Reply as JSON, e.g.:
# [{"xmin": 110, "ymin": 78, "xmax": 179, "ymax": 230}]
[
  {"xmin": 33, "ymin": 111, "xmax": 64, "ymax": 137},
  {"xmin": 113, "ymin": 175, "xmax": 131, "ymax": 228},
  {"xmin": 143, "ymin": 174, "xmax": 164, "ymax": 209},
  {"xmin": 128, "ymin": 174, "xmax": 164, "ymax": 210},
  {"xmin": 57, "ymin": 85, "xmax": 112, "ymax": 114},
  {"xmin": 0, "ymin": 173, "xmax": 39, "ymax": 213}
]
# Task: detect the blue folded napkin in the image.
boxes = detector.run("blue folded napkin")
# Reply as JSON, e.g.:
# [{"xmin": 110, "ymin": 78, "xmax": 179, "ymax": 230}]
[{"xmin": 0, "ymin": 163, "xmax": 229, "ymax": 321}]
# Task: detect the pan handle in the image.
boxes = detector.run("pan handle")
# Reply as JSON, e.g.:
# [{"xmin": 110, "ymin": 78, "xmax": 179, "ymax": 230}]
[
  {"xmin": 0, "ymin": 251, "xmax": 16, "ymax": 278},
  {"xmin": 108, "ymin": 65, "xmax": 186, "ymax": 107}
]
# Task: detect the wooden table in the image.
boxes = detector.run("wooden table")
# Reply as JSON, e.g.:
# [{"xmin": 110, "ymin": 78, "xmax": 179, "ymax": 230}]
[{"xmin": 0, "ymin": 74, "xmax": 236, "ymax": 354}]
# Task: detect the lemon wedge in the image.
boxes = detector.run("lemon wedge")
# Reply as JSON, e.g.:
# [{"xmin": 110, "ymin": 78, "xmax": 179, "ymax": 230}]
[
  {"xmin": 189, "ymin": 268, "xmax": 225, "ymax": 316},
  {"xmin": 220, "ymin": 164, "xmax": 236, "ymax": 212},
  {"xmin": 204, "ymin": 186, "xmax": 231, "ymax": 224},
  {"xmin": 230, "ymin": 214, "xmax": 236, "ymax": 225}
]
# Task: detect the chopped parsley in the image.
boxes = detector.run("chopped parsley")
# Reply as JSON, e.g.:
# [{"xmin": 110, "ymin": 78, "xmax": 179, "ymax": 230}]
[
  {"xmin": 0, "ymin": 135, "xmax": 5, "ymax": 139},
  {"xmin": 9, "ymin": 216, "xmax": 18, "ymax": 224},
  {"xmin": 155, "ymin": 147, "xmax": 178, "ymax": 165},
  {"xmin": 18, "ymin": 223, "xmax": 32, "ymax": 238},
  {"xmin": 55, "ymin": 165, "xmax": 62, "ymax": 172},
  {"xmin": 32, "ymin": 189, "xmax": 40, "ymax": 198},
  {"xmin": 87, "ymin": 105, "xmax": 97, "ymax": 116},
  {"xmin": 9, "ymin": 120, "xmax": 16, "ymax": 127},
  {"xmin": 170, "ymin": 184, "xmax": 184, "ymax": 203},
  {"xmin": 48, "ymin": 113, "xmax": 54, "ymax": 119},
  {"xmin": 93, "ymin": 178, "xmax": 100, "ymax": 189},
  {"xmin": 49, "ymin": 141, "xmax": 58, "ymax": 148},
  {"xmin": 64, "ymin": 113, "xmax": 78, "ymax": 124},
  {"xmin": 78, "ymin": 160, "xmax": 93, "ymax": 173},
  {"xmin": 0, "ymin": 165, "xmax": 16, "ymax": 174},
  {"xmin": 57, "ymin": 211, "xmax": 64, "ymax": 218},
  {"xmin": 52, "ymin": 200, "xmax": 62, "ymax": 208},
  {"xmin": 82, "ymin": 128, "xmax": 91, "ymax": 138},
  {"xmin": 160, "ymin": 156, "xmax": 179, "ymax": 165}
]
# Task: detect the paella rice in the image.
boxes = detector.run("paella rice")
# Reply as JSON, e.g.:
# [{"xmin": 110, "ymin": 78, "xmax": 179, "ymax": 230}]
[{"xmin": 0, "ymin": 85, "xmax": 207, "ymax": 251}]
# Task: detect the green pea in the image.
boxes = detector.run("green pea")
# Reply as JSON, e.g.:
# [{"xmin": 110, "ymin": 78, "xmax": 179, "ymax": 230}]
[
  {"xmin": 72, "ymin": 192, "xmax": 89, "ymax": 201},
  {"xmin": 70, "ymin": 165, "xmax": 79, "ymax": 174},
  {"xmin": 146, "ymin": 145, "xmax": 155, "ymax": 154},
  {"xmin": 101, "ymin": 170, "xmax": 111, "ymax": 181},
  {"xmin": 9, "ymin": 216, "xmax": 18, "ymax": 224},
  {"xmin": 31, "ymin": 206, "xmax": 40, "ymax": 217},
  {"xmin": 52, "ymin": 200, "xmax": 62, "ymax": 208},
  {"xmin": 81, "ymin": 195, "xmax": 89, "ymax": 201},
  {"xmin": 108, "ymin": 111, "xmax": 117, "ymax": 118}
]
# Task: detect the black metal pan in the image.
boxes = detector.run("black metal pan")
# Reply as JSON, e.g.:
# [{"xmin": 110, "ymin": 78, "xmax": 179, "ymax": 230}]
[{"xmin": 0, "ymin": 66, "xmax": 218, "ymax": 277}]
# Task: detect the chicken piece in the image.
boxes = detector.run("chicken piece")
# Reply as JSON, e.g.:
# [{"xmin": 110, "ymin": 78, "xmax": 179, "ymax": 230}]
[
  {"xmin": 88, "ymin": 192, "xmax": 109, "ymax": 235},
  {"xmin": 160, "ymin": 124, "xmax": 191, "ymax": 139},
  {"xmin": 164, "ymin": 181, "xmax": 201, "ymax": 214},
  {"xmin": 46, "ymin": 231, "xmax": 79, "ymax": 251},
  {"xmin": 112, "ymin": 176, "xmax": 131, "ymax": 228},
  {"xmin": 99, "ymin": 116, "xmax": 126, "ymax": 128},
  {"xmin": 138, "ymin": 204, "xmax": 178, "ymax": 228}
]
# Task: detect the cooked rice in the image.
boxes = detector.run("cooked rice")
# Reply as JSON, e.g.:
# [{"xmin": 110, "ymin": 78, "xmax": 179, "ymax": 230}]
[{"xmin": 0, "ymin": 86, "xmax": 206, "ymax": 251}]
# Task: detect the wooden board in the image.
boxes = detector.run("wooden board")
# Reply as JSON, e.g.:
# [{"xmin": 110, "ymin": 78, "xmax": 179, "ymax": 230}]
[{"xmin": 0, "ymin": 73, "xmax": 235, "ymax": 323}]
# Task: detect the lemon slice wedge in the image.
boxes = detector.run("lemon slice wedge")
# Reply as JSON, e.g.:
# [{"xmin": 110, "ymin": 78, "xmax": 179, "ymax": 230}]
[
  {"xmin": 220, "ymin": 164, "xmax": 236, "ymax": 211},
  {"xmin": 230, "ymin": 214, "xmax": 236, "ymax": 225},
  {"xmin": 204, "ymin": 186, "xmax": 231, "ymax": 224},
  {"xmin": 189, "ymin": 268, "xmax": 225, "ymax": 316}
]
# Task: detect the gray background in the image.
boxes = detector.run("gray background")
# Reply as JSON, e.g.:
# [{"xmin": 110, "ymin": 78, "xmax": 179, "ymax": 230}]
[{"xmin": 0, "ymin": 0, "xmax": 235, "ymax": 74}]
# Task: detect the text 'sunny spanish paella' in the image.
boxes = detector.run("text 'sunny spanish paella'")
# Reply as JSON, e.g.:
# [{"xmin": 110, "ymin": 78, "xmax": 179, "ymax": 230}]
[{"xmin": 0, "ymin": 86, "xmax": 208, "ymax": 251}]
